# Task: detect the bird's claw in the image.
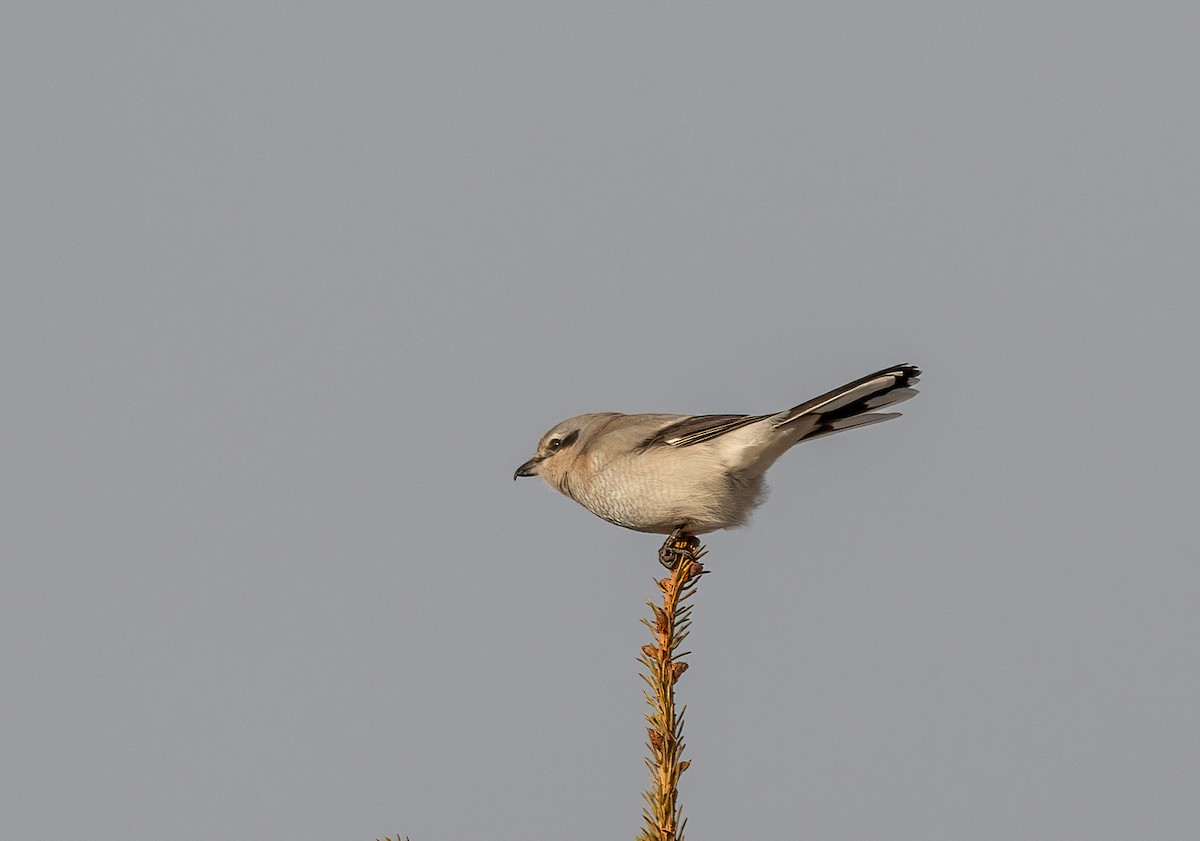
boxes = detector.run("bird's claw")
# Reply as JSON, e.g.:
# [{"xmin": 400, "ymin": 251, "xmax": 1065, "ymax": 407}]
[{"xmin": 658, "ymin": 528, "xmax": 701, "ymax": 569}]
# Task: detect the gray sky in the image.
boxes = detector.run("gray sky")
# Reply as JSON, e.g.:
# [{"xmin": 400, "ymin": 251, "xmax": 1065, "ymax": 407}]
[{"xmin": 4, "ymin": 3, "xmax": 1199, "ymax": 840}]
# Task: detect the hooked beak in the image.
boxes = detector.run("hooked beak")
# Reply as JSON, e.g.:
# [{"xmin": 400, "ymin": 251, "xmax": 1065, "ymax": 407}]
[{"xmin": 513, "ymin": 457, "xmax": 541, "ymax": 480}]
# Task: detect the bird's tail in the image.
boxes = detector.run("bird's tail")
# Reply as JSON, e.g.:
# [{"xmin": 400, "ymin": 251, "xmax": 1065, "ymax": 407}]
[{"xmin": 773, "ymin": 364, "xmax": 921, "ymax": 441}]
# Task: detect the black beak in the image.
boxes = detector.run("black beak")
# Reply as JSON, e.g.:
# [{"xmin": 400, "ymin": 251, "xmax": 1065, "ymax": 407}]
[{"xmin": 513, "ymin": 457, "xmax": 540, "ymax": 480}]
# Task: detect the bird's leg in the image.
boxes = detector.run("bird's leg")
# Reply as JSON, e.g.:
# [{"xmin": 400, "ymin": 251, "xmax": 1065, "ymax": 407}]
[{"xmin": 658, "ymin": 527, "xmax": 701, "ymax": 569}]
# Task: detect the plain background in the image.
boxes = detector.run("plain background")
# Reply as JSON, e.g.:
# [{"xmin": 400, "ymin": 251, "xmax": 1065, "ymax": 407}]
[{"xmin": 4, "ymin": 3, "xmax": 1198, "ymax": 840}]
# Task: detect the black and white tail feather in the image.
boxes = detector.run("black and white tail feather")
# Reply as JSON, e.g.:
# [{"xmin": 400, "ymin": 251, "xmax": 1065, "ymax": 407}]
[{"xmin": 775, "ymin": 363, "xmax": 921, "ymax": 441}]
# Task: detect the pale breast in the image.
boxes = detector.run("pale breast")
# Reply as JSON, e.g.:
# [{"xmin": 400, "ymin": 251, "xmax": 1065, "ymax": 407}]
[{"xmin": 567, "ymin": 446, "xmax": 765, "ymax": 534}]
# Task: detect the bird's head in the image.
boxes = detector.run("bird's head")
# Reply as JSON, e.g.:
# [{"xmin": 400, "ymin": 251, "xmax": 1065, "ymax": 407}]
[
  {"xmin": 514, "ymin": 413, "xmax": 619, "ymax": 488},
  {"xmin": 513, "ymin": 421, "xmax": 582, "ymax": 483}
]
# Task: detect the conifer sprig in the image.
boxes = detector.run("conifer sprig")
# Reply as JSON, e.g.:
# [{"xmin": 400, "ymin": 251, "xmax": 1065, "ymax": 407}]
[{"xmin": 637, "ymin": 538, "xmax": 707, "ymax": 841}]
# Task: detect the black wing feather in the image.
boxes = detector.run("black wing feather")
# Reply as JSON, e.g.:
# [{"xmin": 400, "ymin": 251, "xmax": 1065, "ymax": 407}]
[{"xmin": 637, "ymin": 413, "xmax": 771, "ymax": 450}]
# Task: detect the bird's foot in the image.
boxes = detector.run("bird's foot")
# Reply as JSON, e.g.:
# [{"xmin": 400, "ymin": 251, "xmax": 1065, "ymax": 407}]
[{"xmin": 658, "ymin": 527, "xmax": 701, "ymax": 569}]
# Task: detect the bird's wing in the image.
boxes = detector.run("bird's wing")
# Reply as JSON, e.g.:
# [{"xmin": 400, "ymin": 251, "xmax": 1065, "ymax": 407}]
[
  {"xmin": 632, "ymin": 364, "xmax": 920, "ymax": 451},
  {"xmin": 636, "ymin": 413, "xmax": 772, "ymax": 450}
]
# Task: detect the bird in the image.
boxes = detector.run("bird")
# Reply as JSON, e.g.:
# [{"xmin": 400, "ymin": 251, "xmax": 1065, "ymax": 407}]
[{"xmin": 514, "ymin": 364, "xmax": 920, "ymax": 565}]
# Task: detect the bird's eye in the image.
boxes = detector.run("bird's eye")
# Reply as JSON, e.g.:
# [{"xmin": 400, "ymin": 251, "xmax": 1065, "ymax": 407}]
[{"xmin": 545, "ymin": 429, "xmax": 577, "ymax": 453}]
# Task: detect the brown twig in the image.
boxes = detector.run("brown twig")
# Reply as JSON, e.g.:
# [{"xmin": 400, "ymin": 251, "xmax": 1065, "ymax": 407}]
[{"xmin": 637, "ymin": 534, "xmax": 707, "ymax": 841}]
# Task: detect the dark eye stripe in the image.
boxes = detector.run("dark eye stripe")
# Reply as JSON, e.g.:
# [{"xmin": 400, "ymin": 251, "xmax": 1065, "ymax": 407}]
[{"xmin": 559, "ymin": 429, "xmax": 579, "ymax": 448}]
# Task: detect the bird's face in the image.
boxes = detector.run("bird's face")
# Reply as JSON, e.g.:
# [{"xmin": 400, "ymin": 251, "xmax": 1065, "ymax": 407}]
[{"xmin": 513, "ymin": 420, "xmax": 583, "ymax": 483}]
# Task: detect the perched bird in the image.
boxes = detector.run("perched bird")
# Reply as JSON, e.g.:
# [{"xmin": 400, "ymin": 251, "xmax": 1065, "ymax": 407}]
[{"xmin": 514, "ymin": 364, "xmax": 920, "ymax": 563}]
